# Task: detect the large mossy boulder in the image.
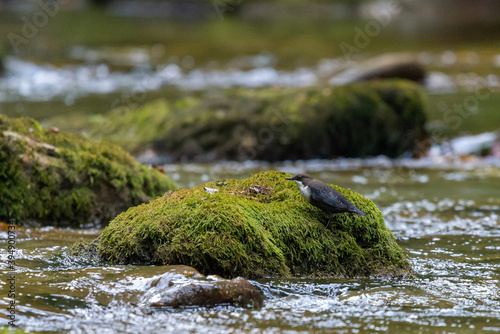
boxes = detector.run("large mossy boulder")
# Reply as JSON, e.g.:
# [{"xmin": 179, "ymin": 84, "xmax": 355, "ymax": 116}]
[
  {"xmin": 0, "ymin": 115, "xmax": 177, "ymax": 227},
  {"xmin": 57, "ymin": 79, "xmax": 427, "ymax": 161},
  {"xmin": 94, "ymin": 170, "xmax": 412, "ymax": 279}
]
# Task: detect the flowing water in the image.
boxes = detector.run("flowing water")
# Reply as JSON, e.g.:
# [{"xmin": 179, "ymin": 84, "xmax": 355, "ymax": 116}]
[{"xmin": 2, "ymin": 160, "xmax": 500, "ymax": 333}]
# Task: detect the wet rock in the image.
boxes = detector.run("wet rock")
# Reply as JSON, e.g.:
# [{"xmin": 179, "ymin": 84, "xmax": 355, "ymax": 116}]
[
  {"xmin": 430, "ymin": 132, "xmax": 499, "ymax": 157},
  {"xmin": 450, "ymin": 132, "xmax": 498, "ymax": 156},
  {"xmin": 0, "ymin": 115, "xmax": 178, "ymax": 227},
  {"xmin": 329, "ymin": 53, "xmax": 426, "ymax": 85},
  {"xmin": 144, "ymin": 266, "xmax": 263, "ymax": 309},
  {"xmin": 92, "ymin": 171, "xmax": 413, "ymax": 279},
  {"xmin": 58, "ymin": 80, "xmax": 427, "ymax": 161}
]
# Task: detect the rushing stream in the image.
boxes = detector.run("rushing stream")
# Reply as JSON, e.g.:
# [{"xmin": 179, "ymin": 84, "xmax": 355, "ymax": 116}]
[{"xmin": 1, "ymin": 161, "xmax": 500, "ymax": 333}]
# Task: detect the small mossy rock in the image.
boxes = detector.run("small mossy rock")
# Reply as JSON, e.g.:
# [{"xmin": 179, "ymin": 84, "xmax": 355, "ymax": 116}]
[
  {"xmin": 0, "ymin": 115, "xmax": 178, "ymax": 227},
  {"xmin": 96, "ymin": 170, "xmax": 412, "ymax": 279},
  {"xmin": 52, "ymin": 80, "xmax": 427, "ymax": 161},
  {"xmin": 145, "ymin": 265, "xmax": 263, "ymax": 309}
]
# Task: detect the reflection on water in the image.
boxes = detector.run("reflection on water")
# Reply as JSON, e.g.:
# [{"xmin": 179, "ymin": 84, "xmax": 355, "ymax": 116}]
[{"xmin": 1, "ymin": 164, "xmax": 500, "ymax": 333}]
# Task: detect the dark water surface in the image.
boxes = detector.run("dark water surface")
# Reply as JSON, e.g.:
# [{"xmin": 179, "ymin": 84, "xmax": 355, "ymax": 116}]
[{"xmin": 1, "ymin": 161, "xmax": 500, "ymax": 333}]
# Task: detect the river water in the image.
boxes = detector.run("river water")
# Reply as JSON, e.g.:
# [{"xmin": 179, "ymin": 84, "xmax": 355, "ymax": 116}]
[{"xmin": 2, "ymin": 160, "xmax": 500, "ymax": 333}]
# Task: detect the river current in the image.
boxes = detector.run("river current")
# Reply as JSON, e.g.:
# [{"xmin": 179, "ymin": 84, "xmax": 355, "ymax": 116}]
[{"xmin": 1, "ymin": 160, "xmax": 499, "ymax": 333}]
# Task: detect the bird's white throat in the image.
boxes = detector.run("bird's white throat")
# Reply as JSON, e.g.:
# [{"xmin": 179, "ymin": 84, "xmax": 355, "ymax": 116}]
[{"xmin": 294, "ymin": 181, "xmax": 311, "ymax": 201}]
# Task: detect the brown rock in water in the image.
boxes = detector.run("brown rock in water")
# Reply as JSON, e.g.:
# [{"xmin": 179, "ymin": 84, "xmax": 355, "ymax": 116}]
[
  {"xmin": 330, "ymin": 53, "xmax": 426, "ymax": 85},
  {"xmin": 146, "ymin": 266, "xmax": 263, "ymax": 309}
]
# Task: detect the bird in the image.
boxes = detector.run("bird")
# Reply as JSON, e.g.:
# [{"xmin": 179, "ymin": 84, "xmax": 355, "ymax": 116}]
[{"xmin": 285, "ymin": 174, "xmax": 367, "ymax": 217}]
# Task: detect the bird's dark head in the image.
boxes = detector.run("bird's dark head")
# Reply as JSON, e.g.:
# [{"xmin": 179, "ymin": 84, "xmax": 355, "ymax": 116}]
[{"xmin": 285, "ymin": 174, "xmax": 313, "ymax": 186}]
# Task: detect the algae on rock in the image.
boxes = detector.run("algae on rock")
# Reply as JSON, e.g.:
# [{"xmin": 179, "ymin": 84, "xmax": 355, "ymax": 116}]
[
  {"xmin": 0, "ymin": 115, "xmax": 177, "ymax": 227},
  {"xmin": 95, "ymin": 170, "xmax": 412, "ymax": 279},
  {"xmin": 52, "ymin": 80, "xmax": 427, "ymax": 161}
]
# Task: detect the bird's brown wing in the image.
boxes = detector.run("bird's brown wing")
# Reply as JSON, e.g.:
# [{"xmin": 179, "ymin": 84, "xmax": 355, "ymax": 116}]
[{"xmin": 309, "ymin": 180, "xmax": 349, "ymax": 211}]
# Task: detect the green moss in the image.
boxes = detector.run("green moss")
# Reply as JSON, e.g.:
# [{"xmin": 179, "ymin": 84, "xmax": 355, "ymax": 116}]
[
  {"xmin": 95, "ymin": 170, "xmax": 412, "ymax": 279},
  {"xmin": 0, "ymin": 115, "xmax": 178, "ymax": 227},
  {"xmin": 65, "ymin": 80, "xmax": 427, "ymax": 161},
  {"xmin": 0, "ymin": 327, "xmax": 29, "ymax": 334}
]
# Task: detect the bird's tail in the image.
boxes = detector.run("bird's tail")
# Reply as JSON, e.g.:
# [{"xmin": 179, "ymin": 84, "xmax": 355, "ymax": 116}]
[{"xmin": 351, "ymin": 206, "xmax": 367, "ymax": 217}]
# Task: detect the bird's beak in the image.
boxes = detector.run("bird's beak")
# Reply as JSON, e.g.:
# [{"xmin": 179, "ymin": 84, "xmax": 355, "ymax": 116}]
[{"xmin": 285, "ymin": 177, "xmax": 293, "ymax": 180}]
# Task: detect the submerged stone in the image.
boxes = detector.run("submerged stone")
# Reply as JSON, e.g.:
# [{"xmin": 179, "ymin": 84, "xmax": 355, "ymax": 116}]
[
  {"xmin": 94, "ymin": 170, "xmax": 413, "ymax": 279},
  {"xmin": 145, "ymin": 265, "xmax": 263, "ymax": 309},
  {"xmin": 0, "ymin": 115, "xmax": 177, "ymax": 227},
  {"xmin": 52, "ymin": 80, "xmax": 428, "ymax": 162}
]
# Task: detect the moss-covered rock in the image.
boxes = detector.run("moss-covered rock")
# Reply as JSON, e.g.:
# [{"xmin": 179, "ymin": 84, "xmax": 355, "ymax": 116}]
[
  {"xmin": 93, "ymin": 170, "xmax": 412, "ymax": 279},
  {"xmin": 61, "ymin": 80, "xmax": 427, "ymax": 161},
  {"xmin": 0, "ymin": 115, "xmax": 177, "ymax": 227}
]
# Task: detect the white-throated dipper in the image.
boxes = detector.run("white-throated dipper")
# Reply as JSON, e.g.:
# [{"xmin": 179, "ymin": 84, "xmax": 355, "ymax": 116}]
[{"xmin": 285, "ymin": 174, "xmax": 367, "ymax": 217}]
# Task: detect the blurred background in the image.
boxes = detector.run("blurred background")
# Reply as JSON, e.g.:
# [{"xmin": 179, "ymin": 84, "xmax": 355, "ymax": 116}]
[{"xmin": 0, "ymin": 0, "xmax": 499, "ymax": 157}]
